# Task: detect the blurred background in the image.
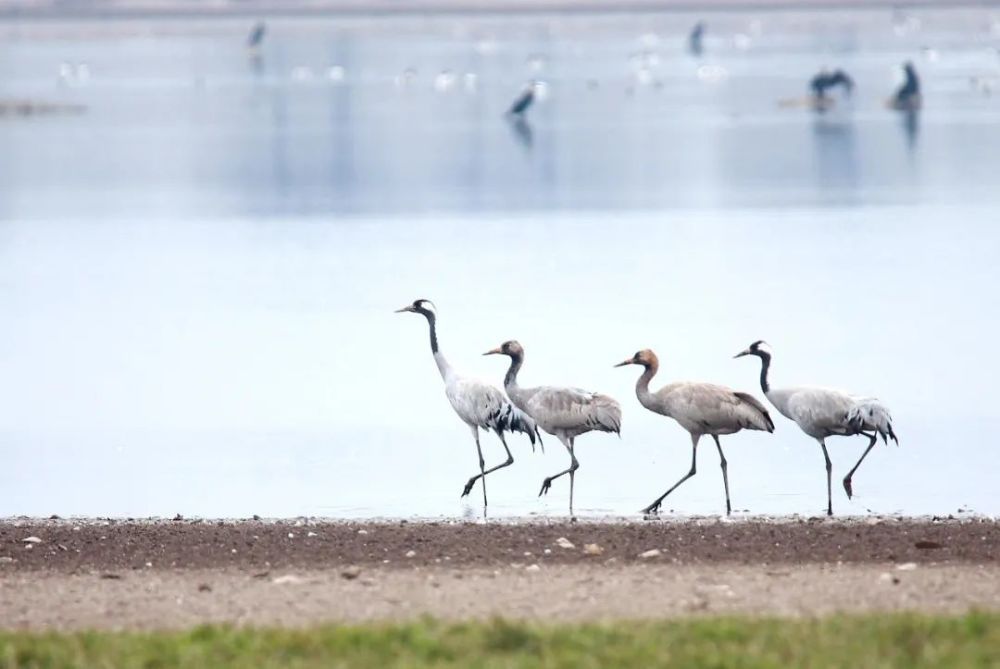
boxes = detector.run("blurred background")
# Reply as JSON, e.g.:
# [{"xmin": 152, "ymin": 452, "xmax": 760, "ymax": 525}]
[{"xmin": 0, "ymin": 1, "xmax": 998, "ymax": 519}]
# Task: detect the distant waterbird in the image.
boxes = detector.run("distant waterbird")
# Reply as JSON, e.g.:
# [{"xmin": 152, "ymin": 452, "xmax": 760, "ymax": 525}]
[
  {"xmin": 247, "ymin": 22, "xmax": 266, "ymax": 52},
  {"xmin": 810, "ymin": 69, "xmax": 854, "ymax": 101},
  {"xmin": 396, "ymin": 300, "xmax": 541, "ymax": 508},
  {"xmin": 689, "ymin": 21, "xmax": 706, "ymax": 56},
  {"xmin": 484, "ymin": 340, "xmax": 622, "ymax": 515},
  {"xmin": 506, "ymin": 82, "xmax": 538, "ymax": 117},
  {"xmin": 615, "ymin": 349, "xmax": 773, "ymax": 516},
  {"xmin": 735, "ymin": 341, "xmax": 898, "ymax": 516},
  {"xmin": 889, "ymin": 61, "xmax": 921, "ymax": 111}
]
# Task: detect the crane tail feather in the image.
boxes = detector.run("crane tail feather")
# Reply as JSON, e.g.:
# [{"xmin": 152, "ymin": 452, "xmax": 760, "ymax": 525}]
[{"xmin": 847, "ymin": 400, "xmax": 898, "ymax": 445}]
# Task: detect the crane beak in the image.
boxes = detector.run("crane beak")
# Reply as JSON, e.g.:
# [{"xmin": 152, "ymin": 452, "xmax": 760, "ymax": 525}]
[
  {"xmin": 394, "ymin": 305, "xmax": 414, "ymax": 313},
  {"xmin": 734, "ymin": 349, "xmax": 751, "ymax": 358},
  {"xmin": 613, "ymin": 359, "xmax": 633, "ymax": 368},
  {"xmin": 483, "ymin": 347, "xmax": 502, "ymax": 356}
]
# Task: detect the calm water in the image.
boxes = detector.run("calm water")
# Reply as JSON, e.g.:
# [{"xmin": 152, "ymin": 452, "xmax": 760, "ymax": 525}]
[{"xmin": 1, "ymin": 8, "xmax": 998, "ymax": 518}]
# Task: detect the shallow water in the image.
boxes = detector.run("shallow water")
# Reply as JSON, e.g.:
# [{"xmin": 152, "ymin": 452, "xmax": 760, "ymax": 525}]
[{"xmin": 0, "ymin": 8, "xmax": 998, "ymax": 518}]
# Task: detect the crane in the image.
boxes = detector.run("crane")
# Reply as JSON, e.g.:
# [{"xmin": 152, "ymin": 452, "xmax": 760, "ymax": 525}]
[
  {"xmin": 735, "ymin": 340, "xmax": 898, "ymax": 515},
  {"xmin": 484, "ymin": 340, "xmax": 621, "ymax": 515},
  {"xmin": 395, "ymin": 300, "xmax": 541, "ymax": 508},
  {"xmin": 615, "ymin": 349, "xmax": 773, "ymax": 515}
]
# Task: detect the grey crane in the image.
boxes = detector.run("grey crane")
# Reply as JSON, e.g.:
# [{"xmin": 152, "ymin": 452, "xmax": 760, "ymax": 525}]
[
  {"xmin": 735, "ymin": 340, "xmax": 898, "ymax": 515},
  {"xmin": 396, "ymin": 300, "xmax": 541, "ymax": 508},
  {"xmin": 484, "ymin": 340, "xmax": 621, "ymax": 515},
  {"xmin": 615, "ymin": 349, "xmax": 773, "ymax": 515}
]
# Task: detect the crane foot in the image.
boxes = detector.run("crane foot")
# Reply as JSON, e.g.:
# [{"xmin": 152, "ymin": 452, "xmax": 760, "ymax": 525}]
[
  {"xmin": 461, "ymin": 478, "xmax": 477, "ymax": 497},
  {"xmin": 843, "ymin": 476, "xmax": 854, "ymax": 499},
  {"xmin": 538, "ymin": 478, "xmax": 553, "ymax": 496}
]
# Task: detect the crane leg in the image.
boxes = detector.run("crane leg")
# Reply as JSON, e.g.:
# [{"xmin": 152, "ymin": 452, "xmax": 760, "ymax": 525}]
[
  {"xmin": 642, "ymin": 434, "xmax": 700, "ymax": 516},
  {"xmin": 568, "ymin": 438, "xmax": 576, "ymax": 516},
  {"xmin": 843, "ymin": 432, "xmax": 878, "ymax": 500},
  {"xmin": 819, "ymin": 439, "xmax": 833, "ymax": 516},
  {"xmin": 712, "ymin": 435, "xmax": 732, "ymax": 516},
  {"xmin": 458, "ymin": 427, "xmax": 488, "ymax": 507},
  {"xmin": 462, "ymin": 432, "xmax": 515, "ymax": 498},
  {"xmin": 539, "ymin": 436, "xmax": 579, "ymax": 511}
]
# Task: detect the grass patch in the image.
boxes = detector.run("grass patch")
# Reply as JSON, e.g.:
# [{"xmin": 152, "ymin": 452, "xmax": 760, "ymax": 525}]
[{"xmin": 1, "ymin": 612, "xmax": 997, "ymax": 668}]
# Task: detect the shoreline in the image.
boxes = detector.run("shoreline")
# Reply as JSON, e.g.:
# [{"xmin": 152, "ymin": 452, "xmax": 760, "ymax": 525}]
[
  {"xmin": 4, "ymin": 564, "xmax": 999, "ymax": 629},
  {"xmin": 3, "ymin": 518, "xmax": 996, "ymax": 629},
  {"xmin": 2, "ymin": 517, "xmax": 996, "ymax": 572}
]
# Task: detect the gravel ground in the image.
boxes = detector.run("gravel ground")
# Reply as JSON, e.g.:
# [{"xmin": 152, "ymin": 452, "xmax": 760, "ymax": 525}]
[
  {"xmin": 1, "ymin": 517, "xmax": 995, "ymax": 571},
  {"xmin": 1, "ymin": 518, "xmax": 996, "ymax": 630}
]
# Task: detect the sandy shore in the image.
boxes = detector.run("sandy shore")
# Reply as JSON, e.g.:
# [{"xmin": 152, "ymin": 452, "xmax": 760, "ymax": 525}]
[
  {"xmin": 1, "ymin": 518, "xmax": 997, "ymax": 629},
  {"xmin": 3, "ymin": 564, "xmax": 998, "ymax": 630}
]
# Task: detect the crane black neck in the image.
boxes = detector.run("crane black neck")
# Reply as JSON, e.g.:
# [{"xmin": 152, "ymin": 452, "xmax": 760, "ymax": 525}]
[
  {"xmin": 757, "ymin": 351, "xmax": 771, "ymax": 394},
  {"xmin": 416, "ymin": 307, "xmax": 438, "ymax": 354}
]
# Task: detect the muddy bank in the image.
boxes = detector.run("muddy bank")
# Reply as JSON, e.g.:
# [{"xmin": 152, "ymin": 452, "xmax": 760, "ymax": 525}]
[{"xmin": 0, "ymin": 517, "xmax": 995, "ymax": 573}]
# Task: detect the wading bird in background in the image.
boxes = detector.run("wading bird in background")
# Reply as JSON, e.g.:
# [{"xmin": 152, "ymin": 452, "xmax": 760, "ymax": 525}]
[
  {"xmin": 484, "ymin": 340, "xmax": 621, "ymax": 515},
  {"xmin": 506, "ymin": 81, "xmax": 538, "ymax": 117},
  {"xmin": 689, "ymin": 21, "xmax": 706, "ymax": 56},
  {"xmin": 247, "ymin": 22, "xmax": 266, "ymax": 52},
  {"xmin": 396, "ymin": 300, "xmax": 541, "ymax": 508},
  {"xmin": 735, "ymin": 341, "xmax": 898, "ymax": 516},
  {"xmin": 810, "ymin": 68, "xmax": 854, "ymax": 107},
  {"xmin": 615, "ymin": 349, "xmax": 773, "ymax": 516},
  {"xmin": 890, "ymin": 61, "xmax": 921, "ymax": 110}
]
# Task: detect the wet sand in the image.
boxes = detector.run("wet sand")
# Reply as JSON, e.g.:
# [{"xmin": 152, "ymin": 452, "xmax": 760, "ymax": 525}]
[{"xmin": 1, "ymin": 518, "xmax": 997, "ymax": 629}]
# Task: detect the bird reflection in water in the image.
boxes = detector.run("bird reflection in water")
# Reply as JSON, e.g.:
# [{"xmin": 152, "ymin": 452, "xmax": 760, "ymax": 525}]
[
  {"xmin": 507, "ymin": 115, "xmax": 534, "ymax": 150},
  {"xmin": 901, "ymin": 108, "xmax": 919, "ymax": 150}
]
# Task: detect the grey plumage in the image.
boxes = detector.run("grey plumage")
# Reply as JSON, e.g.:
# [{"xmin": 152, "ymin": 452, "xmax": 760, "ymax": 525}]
[
  {"xmin": 396, "ymin": 300, "xmax": 541, "ymax": 508},
  {"xmin": 485, "ymin": 340, "xmax": 622, "ymax": 515},
  {"xmin": 616, "ymin": 349, "xmax": 773, "ymax": 515},
  {"xmin": 736, "ymin": 340, "xmax": 899, "ymax": 515}
]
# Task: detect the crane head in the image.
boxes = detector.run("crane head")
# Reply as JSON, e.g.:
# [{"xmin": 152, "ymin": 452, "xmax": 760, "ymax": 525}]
[
  {"xmin": 394, "ymin": 298, "xmax": 436, "ymax": 315},
  {"xmin": 614, "ymin": 349, "xmax": 658, "ymax": 368},
  {"xmin": 483, "ymin": 340, "xmax": 523, "ymax": 359},
  {"xmin": 735, "ymin": 340, "xmax": 771, "ymax": 359}
]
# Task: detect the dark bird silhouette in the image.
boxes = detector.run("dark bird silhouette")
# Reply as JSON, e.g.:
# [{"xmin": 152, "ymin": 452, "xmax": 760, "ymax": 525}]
[
  {"xmin": 506, "ymin": 82, "xmax": 537, "ymax": 117},
  {"xmin": 891, "ymin": 61, "xmax": 921, "ymax": 110},
  {"xmin": 689, "ymin": 22, "xmax": 706, "ymax": 56},
  {"xmin": 810, "ymin": 69, "xmax": 854, "ymax": 100},
  {"xmin": 247, "ymin": 22, "xmax": 266, "ymax": 51}
]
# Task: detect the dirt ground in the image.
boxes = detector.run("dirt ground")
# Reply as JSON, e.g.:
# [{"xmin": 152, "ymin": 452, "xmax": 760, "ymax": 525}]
[{"xmin": 1, "ymin": 517, "xmax": 997, "ymax": 630}]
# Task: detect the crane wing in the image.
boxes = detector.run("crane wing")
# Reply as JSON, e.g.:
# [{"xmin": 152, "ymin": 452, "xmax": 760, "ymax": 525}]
[{"xmin": 524, "ymin": 386, "xmax": 622, "ymax": 434}]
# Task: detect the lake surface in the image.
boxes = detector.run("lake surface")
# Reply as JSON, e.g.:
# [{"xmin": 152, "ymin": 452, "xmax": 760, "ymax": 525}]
[{"xmin": 0, "ymin": 7, "xmax": 998, "ymax": 519}]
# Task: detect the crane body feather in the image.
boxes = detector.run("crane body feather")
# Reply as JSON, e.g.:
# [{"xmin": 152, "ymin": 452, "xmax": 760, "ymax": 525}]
[
  {"xmin": 767, "ymin": 386, "xmax": 896, "ymax": 443},
  {"xmin": 642, "ymin": 382, "xmax": 774, "ymax": 435},
  {"xmin": 513, "ymin": 385, "xmax": 622, "ymax": 437},
  {"xmin": 444, "ymin": 376, "xmax": 539, "ymax": 445}
]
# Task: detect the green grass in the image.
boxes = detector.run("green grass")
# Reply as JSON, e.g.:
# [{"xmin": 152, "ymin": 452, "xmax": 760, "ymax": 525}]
[{"xmin": 1, "ymin": 612, "xmax": 997, "ymax": 669}]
